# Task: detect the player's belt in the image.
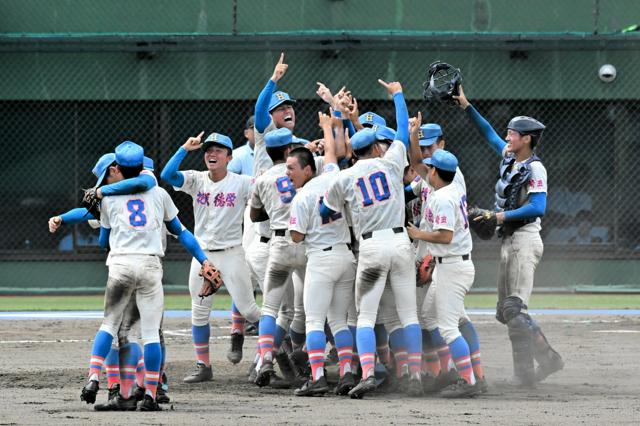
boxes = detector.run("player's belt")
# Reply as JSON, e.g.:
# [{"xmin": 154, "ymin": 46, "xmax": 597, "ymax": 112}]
[
  {"xmin": 208, "ymin": 246, "xmax": 238, "ymax": 253},
  {"xmin": 260, "ymin": 236, "xmax": 271, "ymax": 243},
  {"xmin": 436, "ymin": 253, "xmax": 470, "ymax": 264},
  {"xmin": 274, "ymin": 229, "xmax": 287, "ymax": 237},
  {"xmin": 322, "ymin": 243, "xmax": 352, "ymax": 252},
  {"xmin": 361, "ymin": 226, "xmax": 404, "ymax": 240}
]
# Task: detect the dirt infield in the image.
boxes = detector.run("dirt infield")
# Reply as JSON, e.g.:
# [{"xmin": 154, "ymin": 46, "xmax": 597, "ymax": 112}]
[{"xmin": 0, "ymin": 314, "xmax": 638, "ymax": 425}]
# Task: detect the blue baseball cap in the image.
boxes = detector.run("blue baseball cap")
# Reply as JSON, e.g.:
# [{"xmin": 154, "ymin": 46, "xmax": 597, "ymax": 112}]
[
  {"xmin": 143, "ymin": 156, "xmax": 154, "ymax": 171},
  {"xmin": 350, "ymin": 128, "xmax": 378, "ymax": 150},
  {"xmin": 292, "ymin": 136, "xmax": 309, "ymax": 146},
  {"xmin": 92, "ymin": 153, "xmax": 116, "ymax": 187},
  {"xmin": 424, "ymin": 149, "xmax": 458, "ymax": 172},
  {"xmin": 268, "ymin": 91, "xmax": 296, "ymax": 112},
  {"xmin": 115, "ymin": 141, "xmax": 144, "ymax": 167},
  {"xmin": 418, "ymin": 123, "xmax": 443, "ymax": 147},
  {"xmin": 265, "ymin": 127, "xmax": 294, "ymax": 148},
  {"xmin": 359, "ymin": 112, "xmax": 386, "ymax": 128},
  {"xmin": 373, "ymin": 125, "xmax": 396, "ymax": 142},
  {"xmin": 202, "ymin": 132, "xmax": 233, "ymax": 152}
]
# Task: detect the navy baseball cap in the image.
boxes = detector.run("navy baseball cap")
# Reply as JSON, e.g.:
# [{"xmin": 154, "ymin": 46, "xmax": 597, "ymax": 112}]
[
  {"xmin": 265, "ymin": 127, "xmax": 294, "ymax": 148},
  {"xmin": 202, "ymin": 132, "xmax": 233, "ymax": 152},
  {"xmin": 350, "ymin": 128, "xmax": 378, "ymax": 150},
  {"xmin": 373, "ymin": 125, "xmax": 396, "ymax": 142},
  {"xmin": 143, "ymin": 156, "xmax": 154, "ymax": 171},
  {"xmin": 115, "ymin": 141, "xmax": 144, "ymax": 167},
  {"xmin": 93, "ymin": 153, "xmax": 116, "ymax": 187},
  {"xmin": 424, "ymin": 149, "xmax": 458, "ymax": 172},
  {"xmin": 359, "ymin": 112, "xmax": 386, "ymax": 127},
  {"xmin": 419, "ymin": 123, "xmax": 443, "ymax": 147},
  {"xmin": 268, "ymin": 91, "xmax": 296, "ymax": 112}
]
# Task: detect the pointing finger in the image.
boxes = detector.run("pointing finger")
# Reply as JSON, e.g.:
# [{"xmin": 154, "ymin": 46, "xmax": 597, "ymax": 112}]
[{"xmin": 278, "ymin": 52, "xmax": 285, "ymax": 64}]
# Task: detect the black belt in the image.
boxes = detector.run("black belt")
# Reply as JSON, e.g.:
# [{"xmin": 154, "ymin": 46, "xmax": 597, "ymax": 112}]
[
  {"xmin": 436, "ymin": 254, "xmax": 470, "ymax": 263},
  {"xmin": 322, "ymin": 243, "xmax": 352, "ymax": 252},
  {"xmin": 274, "ymin": 229, "xmax": 287, "ymax": 237},
  {"xmin": 260, "ymin": 236, "xmax": 271, "ymax": 243},
  {"xmin": 362, "ymin": 227, "xmax": 404, "ymax": 240}
]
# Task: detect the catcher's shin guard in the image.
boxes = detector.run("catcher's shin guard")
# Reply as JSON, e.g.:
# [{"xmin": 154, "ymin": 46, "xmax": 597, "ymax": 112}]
[{"xmin": 507, "ymin": 315, "xmax": 535, "ymax": 386}]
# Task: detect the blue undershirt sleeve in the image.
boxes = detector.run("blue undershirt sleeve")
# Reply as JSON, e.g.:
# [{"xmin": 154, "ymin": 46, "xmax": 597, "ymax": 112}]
[
  {"xmin": 465, "ymin": 105, "xmax": 507, "ymax": 156},
  {"xmin": 165, "ymin": 217, "xmax": 207, "ymax": 264},
  {"xmin": 160, "ymin": 147, "xmax": 187, "ymax": 188},
  {"xmin": 60, "ymin": 208, "xmax": 94, "ymax": 224},
  {"xmin": 319, "ymin": 200, "xmax": 336, "ymax": 220},
  {"xmin": 99, "ymin": 227, "xmax": 110, "ymax": 249},
  {"xmin": 100, "ymin": 173, "xmax": 156, "ymax": 197},
  {"xmin": 393, "ymin": 92, "xmax": 409, "ymax": 148},
  {"xmin": 255, "ymin": 79, "xmax": 276, "ymax": 133},
  {"xmin": 503, "ymin": 192, "xmax": 547, "ymax": 221}
]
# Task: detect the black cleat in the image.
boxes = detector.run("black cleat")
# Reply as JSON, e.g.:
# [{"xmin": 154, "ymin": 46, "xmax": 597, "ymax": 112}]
[
  {"xmin": 334, "ymin": 372, "xmax": 356, "ymax": 395},
  {"xmin": 227, "ymin": 333, "xmax": 244, "ymax": 364},
  {"xmin": 107, "ymin": 384, "xmax": 120, "ymax": 401},
  {"xmin": 133, "ymin": 384, "xmax": 145, "ymax": 402},
  {"xmin": 474, "ymin": 376, "xmax": 489, "ymax": 394},
  {"xmin": 156, "ymin": 387, "xmax": 170, "ymax": 404},
  {"xmin": 138, "ymin": 394, "xmax": 162, "ymax": 411},
  {"xmin": 268, "ymin": 373, "xmax": 294, "ymax": 389},
  {"xmin": 440, "ymin": 379, "xmax": 481, "ymax": 398},
  {"xmin": 245, "ymin": 322, "xmax": 258, "ymax": 336},
  {"xmin": 294, "ymin": 376, "xmax": 329, "ymax": 397},
  {"xmin": 255, "ymin": 360, "xmax": 275, "ymax": 387},
  {"xmin": 94, "ymin": 394, "xmax": 137, "ymax": 411},
  {"xmin": 248, "ymin": 361, "xmax": 258, "ymax": 383},
  {"xmin": 348, "ymin": 376, "xmax": 377, "ymax": 399},
  {"xmin": 183, "ymin": 363, "xmax": 213, "ymax": 383},
  {"xmin": 80, "ymin": 380, "xmax": 99, "ymax": 404},
  {"xmin": 535, "ymin": 351, "xmax": 564, "ymax": 383},
  {"xmin": 435, "ymin": 369, "xmax": 460, "ymax": 391},
  {"xmin": 326, "ymin": 347, "xmax": 339, "ymax": 366}
]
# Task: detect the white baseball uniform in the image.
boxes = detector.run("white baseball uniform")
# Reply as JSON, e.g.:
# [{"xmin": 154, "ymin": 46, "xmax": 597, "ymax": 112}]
[
  {"xmin": 420, "ymin": 182, "xmax": 475, "ymax": 344},
  {"xmin": 288, "ymin": 163, "xmax": 356, "ymax": 335},
  {"xmin": 176, "ymin": 170, "xmax": 261, "ymax": 325},
  {"xmin": 99, "ymin": 186, "xmax": 177, "ymax": 344},
  {"xmin": 324, "ymin": 140, "xmax": 418, "ymax": 329}
]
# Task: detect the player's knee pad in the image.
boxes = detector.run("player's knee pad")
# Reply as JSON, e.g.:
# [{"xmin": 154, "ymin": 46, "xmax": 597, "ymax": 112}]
[
  {"xmin": 191, "ymin": 303, "xmax": 211, "ymax": 327},
  {"xmin": 502, "ymin": 296, "xmax": 527, "ymax": 323},
  {"xmin": 506, "ymin": 313, "xmax": 534, "ymax": 341}
]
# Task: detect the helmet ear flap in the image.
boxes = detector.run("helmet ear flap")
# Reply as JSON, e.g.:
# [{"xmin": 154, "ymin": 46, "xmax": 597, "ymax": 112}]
[{"xmin": 423, "ymin": 61, "xmax": 463, "ymax": 106}]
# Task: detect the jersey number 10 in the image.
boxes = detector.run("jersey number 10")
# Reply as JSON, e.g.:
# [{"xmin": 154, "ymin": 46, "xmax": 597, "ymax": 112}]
[{"xmin": 356, "ymin": 171, "xmax": 391, "ymax": 207}]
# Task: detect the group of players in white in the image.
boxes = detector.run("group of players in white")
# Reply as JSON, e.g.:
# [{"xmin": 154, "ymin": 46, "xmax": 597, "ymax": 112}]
[{"xmin": 49, "ymin": 53, "xmax": 564, "ymax": 411}]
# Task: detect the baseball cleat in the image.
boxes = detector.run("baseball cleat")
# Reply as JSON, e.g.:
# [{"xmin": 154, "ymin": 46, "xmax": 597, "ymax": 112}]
[
  {"xmin": 348, "ymin": 376, "xmax": 377, "ymax": 399},
  {"xmin": 227, "ymin": 333, "xmax": 244, "ymax": 364},
  {"xmin": 326, "ymin": 347, "xmax": 339, "ymax": 366},
  {"xmin": 334, "ymin": 372, "xmax": 356, "ymax": 395},
  {"xmin": 138, "ymin": 395, "xmax": 162, "ymax": 411},
  {"xmin": 248, "ymin": 361, "xmax": 258, "ymax": 383},
  {"xmin": 440, "ymin": 379, "xmax": 481, "ymax": 398},
  {"xmin": 244, "ymin": 322, "xmax": 258, "ymax": 336},
  {"xmin": 156, "ymin": 387, "xmax": 170, "ymax": 404},
  {"xmin": 294, "ymin": 376, "xmax": 329, "ymax": 397},
  {"xmin": 133, "ymin": 384, "xmax": 145, "ymax": 402},
  {"xmin": 183, "ymin": 363, "xmax": 213, "ymax": 383},
  {"xmin": 435, "ymin": 368, "xmax": 460, "ymax": 391},
  {"xmin": 268, "ymin": 373, "xmax": 294, "ymax": 389},
  {"xmin": 407, "ymin": 376, "xmax": 424, "ymax": 397},
  {"xmin": 107, "ymin": 384, "xmax": 120, "ymax": 401},
  {"xmin": 535, "ymin": 351, "xmax": 564, "ymax": 383},
  {"xmin": 94, "ymin": 393, "xmax": 137, "ymax": 411},
  {"xmin": 473, "ymin": 376, "xmax": 489, "ymax": 394},
  {"xmin": 255, "ymin": 360, "xmax": 275, "ymax": 387},
  {"xmin": 80, "ymin": 380, "xmax": 99, "ymax": 404},
  {"xmin": 421, "ymin": 374, "xmax": 439, "ymax": 394}
]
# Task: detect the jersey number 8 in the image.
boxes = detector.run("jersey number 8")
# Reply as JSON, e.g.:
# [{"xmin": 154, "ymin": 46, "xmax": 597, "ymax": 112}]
[
  {"xmin": 127, "ymin": 199, "xmax": 147, "ymax": 227},
  {"xmin": 356, "ymin": 171, "xmax": 391, "ymax": 207}
]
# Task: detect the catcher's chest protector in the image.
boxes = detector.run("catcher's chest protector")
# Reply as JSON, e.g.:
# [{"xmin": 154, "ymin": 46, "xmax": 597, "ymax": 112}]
[{"xmin": 494, "ymin": 155, "xmax": 541, "ymax": 222}]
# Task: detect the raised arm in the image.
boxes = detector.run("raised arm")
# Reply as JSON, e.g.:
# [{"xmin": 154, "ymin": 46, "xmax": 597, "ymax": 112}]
[
  {"xmin": 408, "ymin": 111, "xmax": 429, "ymax": 179},
  {"xmin": 255, "ymin": 52, "xmax": 288, "ymax": 133},
  {"xmin": 454, "ymin": 85, "xmax": 506, "ymax": 156},
  {"xmin": 378, "ymin": 79, "xmax": 408, "ymax": 148},
  {"xmin": 160, "ymin": 132, "xmax": 204, "ymax": 188},
  {"xmin": 318, "ymin": 111, "xmax": 336, "ymax": 165}
]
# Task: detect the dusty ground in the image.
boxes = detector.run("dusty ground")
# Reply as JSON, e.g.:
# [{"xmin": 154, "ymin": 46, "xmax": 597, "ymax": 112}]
[{"xmin": 0, "ymin": 314, "xmax": 639, "ymax": 425}]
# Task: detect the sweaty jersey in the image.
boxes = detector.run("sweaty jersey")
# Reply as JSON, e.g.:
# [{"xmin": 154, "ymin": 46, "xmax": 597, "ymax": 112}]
[
  {"xmin": 101, "ymin": 186, "xmax": 178, "ymax": 258},
  {"xmin": 176, "ymin": 170, "xmax": 252, "ymax": 250},
  {"xmin": 324, "ymin": 140, "xmax": 408, "ymax": 237},
  {"xmin": 420, "ymin": 182, "xmax": 473, "ymax": 258},
  {"xmin": 288, "ymin": 163, "xmax": 350, "ymax": 254}
]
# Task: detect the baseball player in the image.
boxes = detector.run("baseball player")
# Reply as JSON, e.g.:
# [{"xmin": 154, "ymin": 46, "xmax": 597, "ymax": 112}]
[
  {"xmin": 287, "ymin": 111, "xmax": 354, "ymax": 396},
  {"xmin": 406, "ymin": 145, "xmax": 481, "ymax": 398},
  {"xmin": 454, "ymin": 86, "xmax": 564, "ymax": 386},
  {"xmin": 160, "ymin": 131, "xmax": 260, "ymax": 383},
  {"xmin": 81, "ymin": 141, "xmax": 214, "ymax": 411},
  {"xmin": 322, "ymin": 79, "xmax": 423, "ymax": 398}
]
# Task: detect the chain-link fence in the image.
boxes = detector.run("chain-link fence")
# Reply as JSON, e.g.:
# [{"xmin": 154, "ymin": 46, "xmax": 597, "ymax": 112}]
[{"xmin": 1, "ymin": 34, "xmax": 639, "ymax": 264}]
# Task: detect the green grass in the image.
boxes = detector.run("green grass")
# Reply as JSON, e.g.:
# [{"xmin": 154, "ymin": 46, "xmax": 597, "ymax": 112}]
[{"xmin": 0, "ymin": 293, "xmax": 638, "ymax": 311}]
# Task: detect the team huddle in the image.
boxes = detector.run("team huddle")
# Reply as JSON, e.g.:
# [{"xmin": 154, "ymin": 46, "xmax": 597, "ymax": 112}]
[{"xmin": 48, "ymin": 53, "xmax": 564, "ymax": 410}]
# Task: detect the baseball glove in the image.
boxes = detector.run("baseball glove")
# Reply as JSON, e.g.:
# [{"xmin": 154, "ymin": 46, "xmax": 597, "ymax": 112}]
[
  {"xmin": 416, "ymin": 254, "xmax": 436, "ymax": 287},
  {"xmin": 198, "ymin": 261, "xmax": 223, "ymax": 298},
  {"xmin": 81, "ymin": 187, "xmax": 101, "ymax": 221},
  {"xmin": 467, "ymin": 206, "xmax": 497, "ymax": 240}
]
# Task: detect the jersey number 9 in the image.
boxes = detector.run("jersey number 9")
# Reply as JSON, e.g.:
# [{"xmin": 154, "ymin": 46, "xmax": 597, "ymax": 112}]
[{"xmin": 276, "ymin": 176, "xmax": 296, "ymax": 204}]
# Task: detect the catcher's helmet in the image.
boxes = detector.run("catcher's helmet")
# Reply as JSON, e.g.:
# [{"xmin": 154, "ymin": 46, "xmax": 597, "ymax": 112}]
[
  {"xmin": 423, "ymin": 61, "xmax": 462, "ymax": 105},
  {"xmin": 507, "ymin": 116, "xmax": 545, "ymax": 136}
]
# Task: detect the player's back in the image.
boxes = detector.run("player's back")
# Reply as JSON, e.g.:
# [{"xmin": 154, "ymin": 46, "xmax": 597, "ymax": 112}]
[
  {"xmin": 101, "ymin": 186, "xmax": 178, "ymax": 257},
  {"xmin": 253, "ymin": 163, "xmax": 296, "ymax": 231}
]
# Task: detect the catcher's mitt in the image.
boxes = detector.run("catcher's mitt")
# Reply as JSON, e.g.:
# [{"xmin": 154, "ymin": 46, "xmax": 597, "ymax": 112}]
[
  {"xmin": 81, "ymin": 187, "xmax": 101, "ymax": 221},
  {"xmin": 467, "ymin": 206, "xmax": 497, "ymax": 240},
  {"xmin": 198, "ymin": 261, "xmax": 223, "ymax": 298},
  {"xmin": 423, "ymin": 61, "xmax": 462, "ymax": 106},
  {"xmin": 416, "ymin": 255, "xmax": 436, "ymax": 287}
]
